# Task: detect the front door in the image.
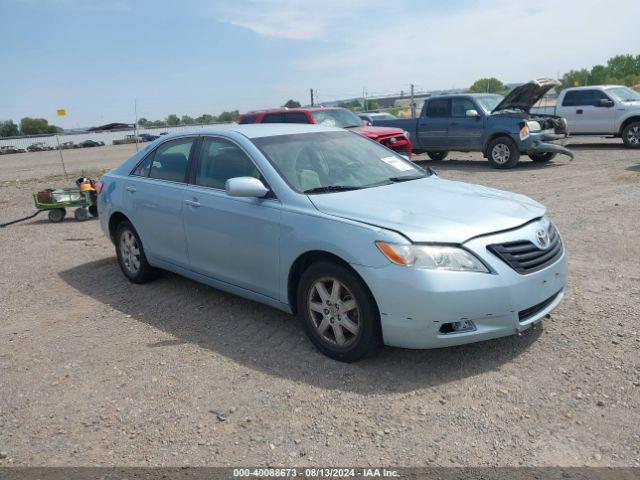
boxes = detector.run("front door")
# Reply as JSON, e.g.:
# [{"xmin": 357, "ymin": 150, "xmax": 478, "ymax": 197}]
[
  {"xmin": 448, "ymin": 97, "xmax": 484, "ymax": 149},
  {"xmin": 123, "ymin": 136, "xmax": 196, "ymax": 269},
  {"xmin": 560, "ymin": 89, "xmax": 616, "ymax": 134},
  {"xmin": 182, "ymin": 136, "xmax": 281, "ymax": 300}
]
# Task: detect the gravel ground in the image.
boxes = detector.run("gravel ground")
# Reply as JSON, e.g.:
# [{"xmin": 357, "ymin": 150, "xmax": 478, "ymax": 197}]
[{"xmin": 0, "ymin": 139, "xmax": 639, "ymax": 467}]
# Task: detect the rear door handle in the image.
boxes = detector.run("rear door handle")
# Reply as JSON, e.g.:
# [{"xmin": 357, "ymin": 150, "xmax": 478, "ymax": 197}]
[
  {"xmin": 184, "ymin": 199, "xmax": 201, "ymax": 208},
  {"xmin": 126, "ymin": 186, "xmax": 136, "ymax": 193},
  {"xmin": 576, "ymin": 109, "xmax": 583, "ymax": 114}
]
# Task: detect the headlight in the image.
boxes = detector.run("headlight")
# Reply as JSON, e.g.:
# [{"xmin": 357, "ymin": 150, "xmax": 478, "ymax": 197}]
[
  {"xmin": 526, "ymin": 121, "xmax": 541, "ymax": 132},
  {"xmin": 519, "ymin": 124, "xmax": 530, "ymax": 141},
  {"xmin": 403, "ymin": 130, "xmax": 410, "ymax": 140},
  {"xmin": 376, "ymin": 242, "xmax": 489, "ymax": 272}
]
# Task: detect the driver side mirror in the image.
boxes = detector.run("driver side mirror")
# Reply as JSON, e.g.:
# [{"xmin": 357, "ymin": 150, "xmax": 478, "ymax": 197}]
[
  {"xmin": 597, "ymin": 99, "xmax": 614, "ymax": 107},
  {"xmin": 225, "ymin": 177, "xmax": 270, "ymax": 198},
  {"xmin": 465, "ymin": 109, "xmax": 480, "ymax": 118}
]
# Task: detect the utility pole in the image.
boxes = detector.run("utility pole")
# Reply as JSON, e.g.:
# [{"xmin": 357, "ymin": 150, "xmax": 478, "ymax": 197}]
[
  {"xmin": 133, "ymin": 98, "xmax": 139, "ymax": 152},
  {"xmin": 362, "ymin": 87, "xmax": 367, "ymax": 112},
  {"xmin": 410, "ymin": 83, "xmax": 415, "ymax": 119},
  {"xmin": 310, "ymin": 88, "xmax": 315, "ymax": 107}
]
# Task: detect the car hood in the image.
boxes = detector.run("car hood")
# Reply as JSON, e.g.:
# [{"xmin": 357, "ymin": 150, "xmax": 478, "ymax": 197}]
[
  {"xmin": 349, "ymin": 125, "xmax": 405, "ymax": 138},
  {"xmin": 493, "ymin": 78, "xmax": 559, "ymax": 113},
  {"xmin": 308, "ymin": 177, "xmax": 545, "ymax": 243}
]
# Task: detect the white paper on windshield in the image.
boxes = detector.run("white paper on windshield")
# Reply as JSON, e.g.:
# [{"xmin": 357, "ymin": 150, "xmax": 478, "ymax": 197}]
[{"xmin": 381, "ymin": 156, "xmax": 413, "ymax": 171}]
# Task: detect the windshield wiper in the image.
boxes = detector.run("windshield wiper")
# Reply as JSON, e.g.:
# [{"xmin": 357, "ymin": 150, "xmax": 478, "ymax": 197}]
[
  {"xmin": 388, "ymin": 174, "xmax": 427, "ymax": 182},
  {"xmin": 343, "ymin": 125, "xmax": 362, "ymax": 128},
  {"xmin": 303, "ymin": 185, "xmax": 362, "ymax": 194}
]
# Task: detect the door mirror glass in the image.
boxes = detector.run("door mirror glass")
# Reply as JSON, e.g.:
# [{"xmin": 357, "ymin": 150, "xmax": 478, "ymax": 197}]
[
  {"xmin": 597, "ymin": 98, "xmax": 614, "ymax": 107},
  {"xmin": 465, "ymin": 109, "xmax": 480, "ymax": 118},
  {"xmin": 225, "ymin": 177, "xmax": 270, "ymax": 198}
]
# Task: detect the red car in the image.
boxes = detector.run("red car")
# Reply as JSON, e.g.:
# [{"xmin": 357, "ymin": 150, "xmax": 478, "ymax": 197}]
[{"xmin": 239, "ymin": 107, "xmax": 412, "ymax": 157}]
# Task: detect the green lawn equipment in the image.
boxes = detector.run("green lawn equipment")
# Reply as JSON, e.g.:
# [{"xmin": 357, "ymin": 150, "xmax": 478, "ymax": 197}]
[{"xmin": 1, "ymin": 178, "xmax": 98, "ymax": 228}]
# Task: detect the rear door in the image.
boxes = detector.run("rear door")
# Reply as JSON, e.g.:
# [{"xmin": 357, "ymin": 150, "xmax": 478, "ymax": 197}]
[
  {"xmin": 123, "ymin": 136, "xmax": 197, "ymax": 268},
  {"xmin": 182, "ymin": 136, "xmax": 281, "ymax": 299},
  {"xmin": 559, "ymin": 90, "xmax": 615, "ymax": 134},
  {"xmin": 417, "ymin": 98, "xmax": 451, "ymax": 149},
  {"xmin": 447, "ymin": 97, "xmax": 484, "ymax": 149}
]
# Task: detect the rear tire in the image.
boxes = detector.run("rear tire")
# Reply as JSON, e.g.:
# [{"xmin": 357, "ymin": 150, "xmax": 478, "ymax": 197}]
[
  {"xmin": 297, "ymin": 261, "xmax": 381, "ymax": 362},
  {"xmin": 115, "ymin": 221, "xmax": 157, "ymax": 283},
  {"xmin": 427, "ymin": 151, "xmax": 448, "ymax": 161},
  {"xmin": 487, "ymin": 137, "xmax": 520, "ymax": 169},
  {"xmin": 622, "ymin": 121, "xmax": 640, "ymax": 148},
  {"xmin": 48, "ymin": 208, "xmax": 65, "ymax": 223},
  {"xmin": 529, "ymin": 152, "xmax": 556, "ymax": 163}
]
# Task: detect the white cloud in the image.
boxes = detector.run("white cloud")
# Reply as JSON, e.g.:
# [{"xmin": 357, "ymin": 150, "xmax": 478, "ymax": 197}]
[
  {"xmin": 213, "ymin": 0, "xmax": 640, "ymax": 100},
  {"xmin": 212, "ymin": 0, "xmax": 377, "ymax": 40}
]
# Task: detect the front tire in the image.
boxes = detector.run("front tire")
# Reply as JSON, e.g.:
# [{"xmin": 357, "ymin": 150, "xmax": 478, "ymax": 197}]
[
  {"xmin": 622, "ymin": 121, "xmax": 640, "ymax": 148},
  {"xmin": 427, "ymin": 151, "xmax": 448, "ymax": 161},
  {"xmin": 487, "ymin": 137, "xmax": 520, "ymax": 169},
  {"xmin": 529, "ymin": 152, "xmax": 556, "ymax": 163},
  {"xmin": 297, "ymin": 261, "xmax": 381, "ymax": 362},
  {"xmin": 115, "ymin": 221, "xmax": 157, "ymax": 283}
]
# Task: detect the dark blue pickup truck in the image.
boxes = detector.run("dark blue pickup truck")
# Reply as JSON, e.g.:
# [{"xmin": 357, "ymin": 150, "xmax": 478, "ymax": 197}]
[{"xmin": 375, "ymin": 79, "xmax": 573, "ymax": 169}]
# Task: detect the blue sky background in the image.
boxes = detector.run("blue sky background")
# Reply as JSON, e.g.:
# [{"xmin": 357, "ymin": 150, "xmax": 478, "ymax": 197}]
[{"xmin": 1, "ymin": 0, "xmax": 638, "ymax": 128}]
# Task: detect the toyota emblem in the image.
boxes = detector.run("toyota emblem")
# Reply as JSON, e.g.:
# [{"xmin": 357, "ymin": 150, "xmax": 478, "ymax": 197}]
[{"xmin": 536, "ymin": 228, "xmax": 550, "ymax": 249}]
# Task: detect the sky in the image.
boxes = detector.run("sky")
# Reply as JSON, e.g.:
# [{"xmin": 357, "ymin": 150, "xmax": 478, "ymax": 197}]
[{"xmin": 1, "ymin": 0, "xmax": 638, "ymax": 128}]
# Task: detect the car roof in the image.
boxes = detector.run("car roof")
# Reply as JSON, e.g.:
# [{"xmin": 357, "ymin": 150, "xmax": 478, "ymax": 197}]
[
  {"xmin": 159, "ymin": 123, "xmax": 344, "ymax": 139},
  {"xmin": 242, "ymin": 106, "xmax": 342, "ymax": 115},
  {"xmin": 564, "ymin": 85, "xmax": 623, "ymax": 91}
]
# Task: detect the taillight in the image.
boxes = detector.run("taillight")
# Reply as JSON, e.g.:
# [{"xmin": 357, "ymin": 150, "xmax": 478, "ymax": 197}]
[{"xmin": 96, "ymin": 180, "xmax": 104, "ymax": 195}]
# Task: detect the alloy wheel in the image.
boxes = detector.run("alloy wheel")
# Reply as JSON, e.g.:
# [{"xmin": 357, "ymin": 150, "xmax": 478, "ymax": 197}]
[
  {"xmin": 308, "ymin": 277, "xmax": 360, "ymax": 347},
  {"xmin": 120, "ymin": 229, "xmax": 141, "ymax": 275},
  {"xmin": 492, "ymin": 144, "xmax": 511, "ymax": 164},
  {"xmin": 627, "ymin": 126, "xmax": 640, "ymax": 145}
]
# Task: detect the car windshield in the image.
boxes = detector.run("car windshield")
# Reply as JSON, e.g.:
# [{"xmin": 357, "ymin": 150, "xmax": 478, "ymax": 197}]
[
  {"xmin": 252, "ymin": 131, "xmax": 428, "ymax": 193},
  {"xmin": 310, "ymin": 109, "xmax": 363, "ymax": 128},
  {"xmin": 476, "ymin": 95, "xmax": 504, "ymax": 113},
  {"xmin": 606, "ymin": 87, "xmax": 640, "ymax": 102}
]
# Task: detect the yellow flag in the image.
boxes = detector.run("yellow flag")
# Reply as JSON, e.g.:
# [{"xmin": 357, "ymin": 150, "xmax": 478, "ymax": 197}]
[{"xmin": 56, "ymin": 109, "xmax": 66, "ymax": 116}]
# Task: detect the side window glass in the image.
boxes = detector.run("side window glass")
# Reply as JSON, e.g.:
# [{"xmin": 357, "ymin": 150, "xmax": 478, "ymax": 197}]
[
  {"xmin": 426, "ymin": 99, "xmax": 451, "ymax": 117},
  {"xmin": 451, "ymin": 98, "xmax": 475, "ymax": 117},
  {"xmin": 148, "ymin": 137, "xmax": 194, "ymax": 183},
  {"xmin": 132, "ymin": 152, "xmax": 153, "ymax": 176},
  {"xmin": 563, "ymin": 91, "xmax": 585, "ymax": 106},
  {"xmin": 263, "ymin": 113, "xmax": 283, "ymax": 123},
  {"xmin": 239, "ymin": 115, "xmax": 257, "ymax": 124},
  {"xmin": 284, "ymin": 112, "xmax": 310, "ymax": 124},
  {"xmin": 195, "ymin": 138, "xmax": 261, "ymax": 189}
]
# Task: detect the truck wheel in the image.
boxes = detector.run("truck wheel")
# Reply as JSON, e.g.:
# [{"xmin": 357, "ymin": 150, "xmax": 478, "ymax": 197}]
[
  {"xmin": 529, "ymin": 152, "xmax": 557, "ymax": 163},
  {"xmin": 427, "ymin": 151, "xmax": 448, "ymax": 161},
  {"xmin": 622, "ymin": 121, "xmax": 640, "ymax": 148},
  {"xmin": 487, "ymin": 137, "xmax": 520, "ymax": 169},
  {"xmin": 48, "ymin": 208, "xmax": 66, "ymax": 223}
]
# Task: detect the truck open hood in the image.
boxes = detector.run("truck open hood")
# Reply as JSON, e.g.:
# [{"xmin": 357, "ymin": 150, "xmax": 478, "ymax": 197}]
[
  {"xmin": 493, "ymin": 78, "xmax": 559, "ymax": 113},
  {"xmin": 308, "ymin": 177, "xmax": 545, "ymax": 243}
]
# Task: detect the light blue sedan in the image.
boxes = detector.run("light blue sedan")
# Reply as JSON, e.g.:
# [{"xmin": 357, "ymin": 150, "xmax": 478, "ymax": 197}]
[{"xmin": 98, "ymin": 124, "xmax": 567, "ymax": 362}]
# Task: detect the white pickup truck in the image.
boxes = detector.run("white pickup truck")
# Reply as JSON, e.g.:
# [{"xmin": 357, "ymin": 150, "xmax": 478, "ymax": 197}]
[{"xmin": 531, "ymin": 85, "xmax": 640, "ymax": 148}]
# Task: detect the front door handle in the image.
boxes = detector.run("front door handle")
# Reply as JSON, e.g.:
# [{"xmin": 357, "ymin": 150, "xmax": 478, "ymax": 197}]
[
  {"xmin": 184, "ymin": 199, "xmax": 201, "ymax": 208},
  {"xmin": 126, "ymin": 186, "xmax": 136, "ymax": 193}
]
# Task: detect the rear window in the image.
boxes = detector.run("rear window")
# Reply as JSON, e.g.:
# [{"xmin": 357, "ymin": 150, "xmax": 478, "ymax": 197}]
[
  {"xmin": 263, "ymin": 113, "xmax": 283, "ymax": 123},
  {"xmin": 239, "ymin": 115, "xmax": 258, "ymax": 124},
  {"xmin": 283, "ymin": 112, "xmax": 310, "ymax": 124},
  {"xmin": 426, "ymin": 98, "xmax": 451, "ymax": 117}
]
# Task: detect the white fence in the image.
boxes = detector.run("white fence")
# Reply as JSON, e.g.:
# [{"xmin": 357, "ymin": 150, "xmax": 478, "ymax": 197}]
[{"xmin": 0, "ymin": 123, "xmax": 231, "ymax": 150}]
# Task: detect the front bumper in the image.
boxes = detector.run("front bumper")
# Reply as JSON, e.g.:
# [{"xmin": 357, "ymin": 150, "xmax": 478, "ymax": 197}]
[
  {"xmin": 352, "ymin": 222, "xmax": 567, "ymax": 349},
  {"xmin": 522, "ymin": 132, "xmax": 574, "ymax": 159}
]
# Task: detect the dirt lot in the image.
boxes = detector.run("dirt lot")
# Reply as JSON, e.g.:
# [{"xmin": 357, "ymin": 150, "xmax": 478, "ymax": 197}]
[{"xmin": 0, "ymin": 140, "xmax": 639, "ymax": 467}]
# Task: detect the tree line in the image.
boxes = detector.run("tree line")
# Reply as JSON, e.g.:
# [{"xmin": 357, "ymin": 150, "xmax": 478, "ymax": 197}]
[
  {"xmin": 468, "ymin": 54, "xmax": 640, "ymax": 94},
  {"xmin": 0, "ymin": 118, "xmax": 61, "ymax": 138}
]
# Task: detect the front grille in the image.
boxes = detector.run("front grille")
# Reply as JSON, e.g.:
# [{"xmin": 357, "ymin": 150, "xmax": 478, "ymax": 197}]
[
  {"xmin": 518, "ymin": 290, "xmax": 561, "ymax": 322},
  {"xmin": 487, "ymin": 223, "xmax": 563, "ymax": 274}
]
